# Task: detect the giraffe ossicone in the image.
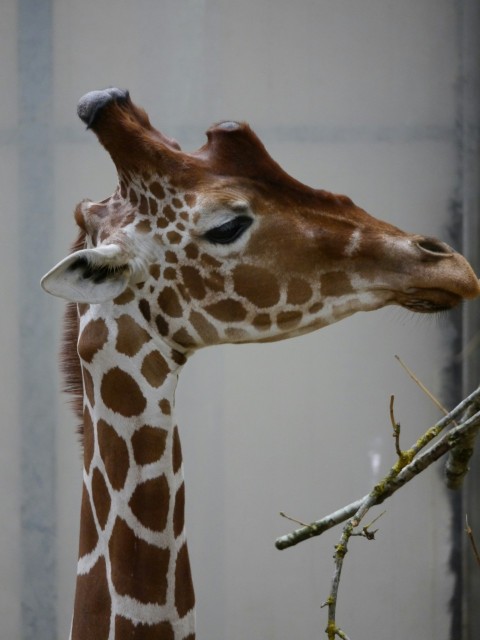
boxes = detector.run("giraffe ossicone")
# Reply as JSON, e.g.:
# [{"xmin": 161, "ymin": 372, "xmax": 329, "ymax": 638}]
[{"xmin": 42, "ymin": 88, "xmax": 479, "ymax": 640}]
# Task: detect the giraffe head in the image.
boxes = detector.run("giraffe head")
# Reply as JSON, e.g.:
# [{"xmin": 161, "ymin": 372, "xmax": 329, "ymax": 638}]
[{"xmin": 42, "ymin": 88, "xmax": 480, "ymax": 350}]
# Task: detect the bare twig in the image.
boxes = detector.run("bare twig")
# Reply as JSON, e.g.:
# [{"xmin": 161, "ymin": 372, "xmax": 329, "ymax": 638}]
[
  {"xmin": 359, "ymin": 509, "xmax": 386, "ymax": 538},
  {"xmin": 465, "ymin": 515, "xmax": 480, "ymax": 568},
  {"xmin": 279, "ymin": 511, "xmax": 312, "ymax": 528},
  {"xmin": 394, "ymin": 355, "xmax": 450, "ymax": 416},
  {"xmin": 325, "ymin": 506, "xmax": 385, "ymax": 637},
  {"xmin": 276, "ymin": 497, "xmax": 366, "ymax": 550},
  {"xmin": 390, "ymin": 395, "xmax": 402, "ymax": 457},
  {"xmin": 325, "ymin": 521, "xmax": 352, "ymax": 640}
]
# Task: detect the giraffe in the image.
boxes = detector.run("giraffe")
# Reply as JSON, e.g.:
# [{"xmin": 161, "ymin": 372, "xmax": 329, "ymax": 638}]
[{"xmin": 41, "ymin": 88, "xmax": 479, "ymax": 640}]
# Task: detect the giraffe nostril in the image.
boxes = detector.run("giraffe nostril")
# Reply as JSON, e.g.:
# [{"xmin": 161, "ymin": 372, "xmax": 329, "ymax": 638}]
[{"xmin": 416, "ymin": 237, "xmax": 454, "ymax": 258}]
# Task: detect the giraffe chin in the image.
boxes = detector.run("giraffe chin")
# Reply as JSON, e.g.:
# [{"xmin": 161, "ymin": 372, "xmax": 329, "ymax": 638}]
[{"xmin": 397, "ymin": 289, "xmax": 463, "ymax": 313}]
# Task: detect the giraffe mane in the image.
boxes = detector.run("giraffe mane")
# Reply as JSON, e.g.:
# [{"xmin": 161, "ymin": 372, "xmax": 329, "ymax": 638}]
[{"xmin": 61, "ymin": 230, "xmax": 87, "ymax": 442}]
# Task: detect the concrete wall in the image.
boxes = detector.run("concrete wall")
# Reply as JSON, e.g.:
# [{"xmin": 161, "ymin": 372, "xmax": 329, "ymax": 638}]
[
  {"xmin": 1, "ymin": 1, "xmax": 477, "ymax": 638},
  {"xmin": 461, "ymin": 2, "xmax": 480, "ymax": 638}
]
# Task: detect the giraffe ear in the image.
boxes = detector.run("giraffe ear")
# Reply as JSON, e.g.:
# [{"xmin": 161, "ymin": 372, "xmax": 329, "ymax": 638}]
[{"xmin": 41, "ymin": 244, "xmax": 131, "ymax": 303}]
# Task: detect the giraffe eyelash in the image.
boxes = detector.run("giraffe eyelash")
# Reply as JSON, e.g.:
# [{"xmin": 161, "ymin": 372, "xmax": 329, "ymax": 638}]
[{"xmin": 203, "ymin": 215, "xmax": 253, "ymax": 245}]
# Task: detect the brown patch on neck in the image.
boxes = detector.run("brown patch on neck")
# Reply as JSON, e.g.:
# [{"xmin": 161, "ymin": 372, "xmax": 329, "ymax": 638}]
[
  {"xmin": 109, "ymin": 517, "xmax": 170, "ymax": 605},
  {"xmin": 72, "ymin": 555, "xmax": 111, "ymax": 640},
  {"xmin": 132, "ymin": 426, "xmax": 168, "ymax": 465},
  {"xmin": 115, "ymin": 315, "xmax": 151, "ymax": 356},
  {"xmin": 78, "ymin": 484, "xmax": 99, "ymax": 558},
  {"xmin": 100, "ymin": 367, "xmax": 147, "ymax": 417},
  {"xmin": 97, "ymin": 419, "xmax": 130, "ymax": 490},
  {"xmin": 115, "ymin": 617, "xmax": 176, "ymax": 639},
  {"xmin": 174, "ymin": 543, "xmax": 195, "ymax": 618},
  {"xmin": 129, "ymin": 475, "xmax": 170, "ymax": 532}
]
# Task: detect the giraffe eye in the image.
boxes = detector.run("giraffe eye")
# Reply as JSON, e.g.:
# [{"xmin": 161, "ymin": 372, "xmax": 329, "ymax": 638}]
[{"xmin": 203, "ymin": 216, "xmax": 253, "ymax": 245}]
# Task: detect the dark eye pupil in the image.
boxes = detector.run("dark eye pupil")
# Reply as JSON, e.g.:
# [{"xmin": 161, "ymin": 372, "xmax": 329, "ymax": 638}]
[{"xmin": 204, "ymin": 216, "xmax": 253, "ymax": 245}]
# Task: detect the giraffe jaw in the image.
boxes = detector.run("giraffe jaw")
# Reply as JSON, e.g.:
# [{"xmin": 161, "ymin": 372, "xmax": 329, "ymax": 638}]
[{"xmin": 397, "ymin": 288, "xmax": 463, "ymax": 313}]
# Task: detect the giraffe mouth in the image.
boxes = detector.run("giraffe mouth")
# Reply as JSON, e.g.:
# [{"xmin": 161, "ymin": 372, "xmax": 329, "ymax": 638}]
[{"xmin": 399, "ymin": 288, "xmax": 462, "ymax": 313}]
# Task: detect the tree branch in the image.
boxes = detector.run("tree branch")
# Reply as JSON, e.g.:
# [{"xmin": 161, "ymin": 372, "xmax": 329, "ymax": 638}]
[
  {"xmin": 275, "ymin": 385, "xmax": 480, "ymax": 551},
  {"xmin": 445, "ymin": 396, "xmax": 480, "ymax": 488},
  {"xmin": 277, "ymin": 378, "xmax": 480, "ymax": 639},
  {"xmin": 393, "ymin": 354, "xmax": 480, "ymax": 490}
]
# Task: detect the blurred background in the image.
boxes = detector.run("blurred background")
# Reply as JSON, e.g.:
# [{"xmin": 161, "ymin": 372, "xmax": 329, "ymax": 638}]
[{"xmin": 1, "ymin": 1, "xmax": 479, "ymax": 638}]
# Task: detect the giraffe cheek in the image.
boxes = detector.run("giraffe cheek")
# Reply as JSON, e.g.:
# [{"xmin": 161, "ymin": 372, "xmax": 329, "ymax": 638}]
[
  {"xmin": 286, "ymin": 278, "xmax": 313, "ymax": 305},
  {"xmin": 253, "ymin": 313, "xmax": 272, "ymax": 332},
  {"xmin": 320, "ymin": 272, "xmax": 354, "ymax": 298},
  {"xmin": 200, "ymin": 267, "xmax": 226, "ymax": 294},
  {"xmin": 181, "ymin": 266, "xmax": 207, "ymax": 300},
  {"xmin": 157, "ymin": 287, "xmax": 184, "ymax": 318},
  {"xmin": 276, "ymin": 310, "xmax": 303, "ymax": 331},
  {"xmin": 188, "ymin": 310, "xmax": 220, "ymax": 345},
  {"xmin": 232, "ymin": 264, "xmax": 281, "ymax": 308},
  {"xmin": 204, "ymin": 299, "xmax": 248, "ymax": 323}
]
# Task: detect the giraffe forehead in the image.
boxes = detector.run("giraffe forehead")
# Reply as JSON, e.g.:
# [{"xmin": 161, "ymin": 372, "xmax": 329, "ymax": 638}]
[{"xmin": 79, "ymin": 162, "xmax": 369, "ymax": 241}]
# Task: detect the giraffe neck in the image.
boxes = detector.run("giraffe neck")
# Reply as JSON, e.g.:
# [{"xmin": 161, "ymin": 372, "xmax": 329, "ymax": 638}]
[{"xmin": 71, "ymin": 301, "xmax": 195, "ymax": 640}]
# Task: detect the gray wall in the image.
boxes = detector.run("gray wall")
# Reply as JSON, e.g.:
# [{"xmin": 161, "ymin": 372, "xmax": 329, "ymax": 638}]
[
  {"xmin": 1, "ymin": 1, "xmax": 478, "ymax": 638},
  {"xmin": 461, "ymin": 1, "xmax": 480, "ymax": 638}
]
